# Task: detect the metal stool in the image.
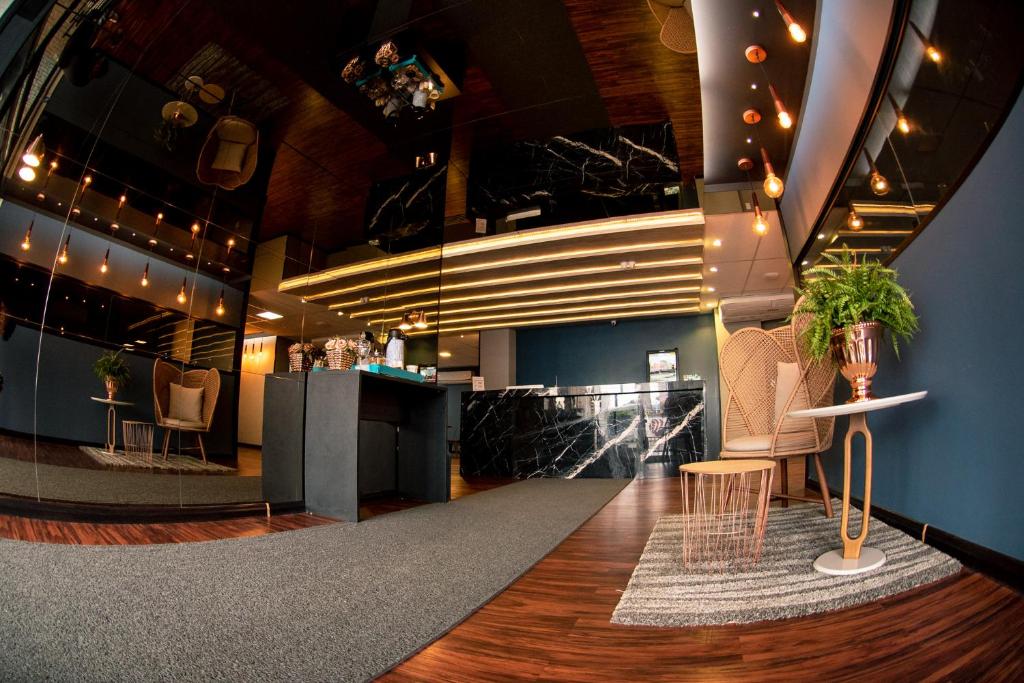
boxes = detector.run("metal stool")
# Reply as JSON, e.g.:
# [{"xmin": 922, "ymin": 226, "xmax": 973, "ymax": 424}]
[{"xmin": 678, "ymin": 459, "xmax": 775, "ymax": 571}]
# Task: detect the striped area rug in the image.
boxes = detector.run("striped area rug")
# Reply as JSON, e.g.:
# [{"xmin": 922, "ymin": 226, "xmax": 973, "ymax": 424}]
[
  {"xmin": 612, "ymin": 503, "xmax": 961, "ymax": 626},
  {"xmin": 78, "ymin": 446, "xmax": 235, "ymax": 474}
]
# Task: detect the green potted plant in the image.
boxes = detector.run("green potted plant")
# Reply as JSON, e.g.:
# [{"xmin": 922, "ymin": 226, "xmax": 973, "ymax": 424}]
[
  {"xmin": 795, "ymin": 248, "xmax": 919, "ymax": 402},
  {"xmin": 94, "ymin": 350, "xmax": 131, "ymax": 400}
]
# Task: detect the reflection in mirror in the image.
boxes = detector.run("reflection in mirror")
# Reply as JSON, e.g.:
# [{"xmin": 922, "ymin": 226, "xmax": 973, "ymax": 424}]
[{"xmin": 800, "ymin": 0, "xmax": 1024, "ymax": 275}]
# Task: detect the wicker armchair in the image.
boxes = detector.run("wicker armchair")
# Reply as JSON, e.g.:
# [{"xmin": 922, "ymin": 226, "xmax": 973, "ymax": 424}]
[
  {"xmin": 153, "ymin": 359, "xmax": 220, "ymax": 462},
  {"xmin": 718, "ymin": 302, "xmax": 838, "ymax": 515}
]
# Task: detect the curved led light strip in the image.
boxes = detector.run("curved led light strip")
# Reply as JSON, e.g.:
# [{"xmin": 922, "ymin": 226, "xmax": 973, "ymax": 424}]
[
  {"xmin": 305, "ymin": 256, "xmax": 701, "ymax": 302},
  {"xmin": 349, "ymin": 285, "xmax": 703, "ymax": 319},
  {"xmin": 279, "ymin": 208, "xmax": 704, "ymax": 291},
  {"xmin": 327, "ymin": 273, "xmax": 702, "ymax": 309},
  {"xmin": 409, "ymin": 305, "xmax": 702, "ymax": 335},
  {"xmin": 370, "ymin": 296, "xmax": 701, "ymax": 327}
]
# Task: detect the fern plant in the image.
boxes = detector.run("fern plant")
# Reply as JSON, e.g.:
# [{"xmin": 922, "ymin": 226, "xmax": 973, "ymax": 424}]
[
  {"xmin": 93, "ymin": 350, "xmax": 131, "ymax": 387},
  {"xmin": 795, "ymin": 247, "xmax": 919, "ymax": 360}
]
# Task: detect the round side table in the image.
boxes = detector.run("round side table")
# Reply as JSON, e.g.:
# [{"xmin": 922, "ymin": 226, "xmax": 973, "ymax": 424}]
[
  {"xmin": 788, "ymin": 390, "xmax": 927, "ymax": 575},
  {"xmin": 90, "ymin": 397, "xmax": 135, "ymax": 455},
  {"xmin": 679, "ymin": 459, "xmax": 776, "ymax": 570}
]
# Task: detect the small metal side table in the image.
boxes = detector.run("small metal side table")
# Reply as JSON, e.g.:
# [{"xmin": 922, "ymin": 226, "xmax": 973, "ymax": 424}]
[
  {"xmin": 678, "ymin": 459, "xmax": 776, "ymax": 570},
  {"xmin": 789, "ymin": 391, "xmax": 927, "ymax": 575},
  {"xmin": 90, "ymin": 397, "xmax": 134, "ymax": 455}
]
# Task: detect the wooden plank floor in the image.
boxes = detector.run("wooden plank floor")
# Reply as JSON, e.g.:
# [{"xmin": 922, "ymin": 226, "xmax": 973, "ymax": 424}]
[
  {"xmin": 1, "ymin": 459, "xmax": 1021, "ymax": 679},
  {"xmin": 381, "ymin": 468, "xmax": 1024, "ymax": 681}
]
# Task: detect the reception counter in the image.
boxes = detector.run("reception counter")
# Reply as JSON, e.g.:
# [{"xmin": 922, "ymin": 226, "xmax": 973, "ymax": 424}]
[{"xmin": 460, "ymin": 380, "xmax": 705, "ymax": 479}]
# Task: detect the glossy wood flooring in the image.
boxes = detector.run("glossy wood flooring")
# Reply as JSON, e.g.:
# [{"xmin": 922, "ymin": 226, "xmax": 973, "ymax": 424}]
[{"xmin": 382, "ymin": 467, "xmax": 1024, "ymax": 682}]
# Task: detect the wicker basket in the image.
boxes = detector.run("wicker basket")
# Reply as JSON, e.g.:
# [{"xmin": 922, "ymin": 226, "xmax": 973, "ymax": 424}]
[
  {"xmin": 288, "ymin": 350, "xmax": 312, "ymax": 373},
  {"xmin": 327, "ymin": 346, "xmax": 356, "ymax": 371}
]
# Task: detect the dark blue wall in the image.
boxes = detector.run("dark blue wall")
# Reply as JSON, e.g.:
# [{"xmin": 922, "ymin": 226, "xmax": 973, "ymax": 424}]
[
  {"xmin": 816, "ymin": 91, "xmax": 1024, "ymax": 561},
  {"xmin": 516, "ymin": 314, "xmax": 721, "ymax": 458}
]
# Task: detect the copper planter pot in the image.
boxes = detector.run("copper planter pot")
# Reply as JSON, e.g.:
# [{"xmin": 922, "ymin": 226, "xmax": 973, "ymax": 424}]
[
  {"xmin": 830, "ymin": 322, "xmax": 884, "ymax": 403},
  {"xmin": 105, "ymin": 378, "xmax": 119, "ymax": 401}
]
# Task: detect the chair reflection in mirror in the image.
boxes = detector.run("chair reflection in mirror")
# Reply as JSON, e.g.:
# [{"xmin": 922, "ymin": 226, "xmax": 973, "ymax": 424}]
[{"xmin": 153, "ymin": 359, "xmax": 220, "ymax": 462}]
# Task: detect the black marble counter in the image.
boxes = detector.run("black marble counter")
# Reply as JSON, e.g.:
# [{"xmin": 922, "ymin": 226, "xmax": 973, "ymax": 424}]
[{"xmin": 460, "ymin": 381, "xmax": 705, "ymax": 479}]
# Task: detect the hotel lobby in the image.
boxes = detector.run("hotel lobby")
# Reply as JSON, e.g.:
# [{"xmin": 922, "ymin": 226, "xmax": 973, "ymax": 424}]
[{"xmin": 1, "ymin": 0, "xmax": 1022, "ymax": 680}]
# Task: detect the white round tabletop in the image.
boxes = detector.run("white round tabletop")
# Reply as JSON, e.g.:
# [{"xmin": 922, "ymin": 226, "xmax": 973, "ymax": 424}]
[
  {"xmin": 90, "ymin": 396, "xmax": 134, "ymax": 407},
  {"xmin": 788, "ymin": 391, "xmax": 927, "ymax": 419}
]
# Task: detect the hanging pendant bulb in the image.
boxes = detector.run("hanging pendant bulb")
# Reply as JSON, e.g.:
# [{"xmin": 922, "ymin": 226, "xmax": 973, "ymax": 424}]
[
  {"xmin": 751, "ymin": 193, "xmax": 770, "ymax": 236},
  {"xmin": 177, "ymin": 279, "xmax": 188, "ymax": 305},
  {"xmin": 865, "ymin": 151, "xmax": 889, "ymax": 196},
  {"xmin": 22, "ymin": 134, "xmax": 45, "ymax": 167},
  {"xmin": 769, "ymin": 83, "xmax": 793, "ymax": 129},
  {"xmin": 413, "ymin": 310, "xmax": 429, "ymax": 330},
  {"xmin": 226, "ymin": 237, "xmax": 236, "ymax": 255},
  {"xmin": 100, "ymin": 248, "xmax": 110, "ymax": 274},
  {"xmin": 760, "ymin": 147, "xmax": 784, "ymax": 198},
  {"xmin": 847, "ymin": 207, "xmax": 864, "ymax": 231},
  {"xmin": 908, "ymin": 22, "xmax": 941, "ymax": 63},
  {"xmin": 774, "ymin": 0, "xmax": 806, "ymax": 43},
  {"xmin": 112, "ymin": 193, "xmax": 127, "ymax": 229},
  {"xmin": 58, "ymin": 235, "xmax": 71, "ymax": 265},
  {"xmin": 888, "ymin": 94, "xmax": 911, "ymax": 134},
  {"xmin": 155, "ymin": 212, "xmax": 163, "ymax": 226},
  {"xmin": 399, "ymin": 313, "xmax": 413, "ymax": 331},
  {"xmin": 18, "ymin": 165, "xmax": 36, "ymax": 182},
  {"xmin": 215, "ymin": 289, "xmax": 226, "ymax": 316},
  {"xmin": 141, "ymin": 262, "xmax": 150, "ymax": 287},
  {"xmin": 259, "ymin": 341, "xmax": 264, "ymax": 357},
  {"xmin": 21, "ymin": 220, "xmax": 33, "ymax": 251}
]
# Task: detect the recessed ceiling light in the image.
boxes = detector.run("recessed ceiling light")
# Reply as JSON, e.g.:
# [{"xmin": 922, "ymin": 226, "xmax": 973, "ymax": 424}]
[
  {"xmin": 134, "ymin": 339, "xmax": 147, "ymax": 344},
  {"xmin": 752, "ymin": 10, "xmax": 760, "ymax": 18},
  {"xmin": 709, "ymin": 266, "xmax": 719, "ymax": 273},
  {"xmin": 802, "ymin": 260, "xmax": 809, "ymax": 266},
  {"xmin": 439, "ymin": 351, "xmax": 452, "ymax": 358},
  {"xmin": 817, "ymin": 233, "xmax": 826, "ymax": 240},
  {"xmin": 750, "ymin": 83, "xmax": 758, "ymax": 90},
  {"xmin": 337, "ymin": 311, "xmax": 345, "ymax": 316},
  {"xmin": 256, "ymin": 311, "xmax": 283, "ymax": 320},
  {"xmin": 746, "ymin": 137, "xmax": 752, "ymax": 144},
  {"xmin": 706, "ymin": 286, "xmax": 716, "ymax": 292},
  {"xmin": 712, "ymin": 238, "xmax": 722, "ymax": 247}
]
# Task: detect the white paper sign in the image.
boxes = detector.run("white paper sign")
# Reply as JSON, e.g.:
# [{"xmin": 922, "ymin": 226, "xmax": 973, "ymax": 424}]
[{"xmin": 471, "ymin": 376, "xmax": 486, "ymax": 391}]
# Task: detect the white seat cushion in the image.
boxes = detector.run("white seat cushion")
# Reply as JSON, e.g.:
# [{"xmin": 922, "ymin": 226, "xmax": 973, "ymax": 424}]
[
  {"xmin": 774, "ymin": 361, "xmax": 803, "ymax": 425},
  {"xmin": 161, "ymin": 417, "xmax": 205, "ymax": 430},
  {"xmin": 168, "ymin": 383, "xmax": 204, "ymax": 423},
  {"xmin": 723, "ymin": 434, "xmax": 773, "ymax": 452}
]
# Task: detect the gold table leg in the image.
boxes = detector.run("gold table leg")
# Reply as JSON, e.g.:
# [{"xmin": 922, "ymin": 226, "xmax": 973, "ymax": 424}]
[
  {"xmin": 106, "ymin": 405, "xmax": 117, "ymax": 455},
  {"xmin": 840, "ymin": 412, "xmax": 872, "ymax": 559},
  {"xmin": 813, "ymin": 410, "xmax": 886, "ymax": 575}
]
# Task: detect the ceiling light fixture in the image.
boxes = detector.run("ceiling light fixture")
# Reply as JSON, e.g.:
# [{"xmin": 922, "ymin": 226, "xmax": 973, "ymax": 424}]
[
  {"xmin": 888, "ymin": 94, "xmax": 911, "ymax": 134},
  {"xmin": 215, "ymin": 289, "xmax": 225, "ymax": 316},
  {"xmin": 774, "ymin": 0, "xmax": 807, "ymax": 42},
  {"xmin": 20, "ymin": 220, "xmax": 33, "ymax": 251},
  {"xmin": 847, "ymin": 206, "xmax": 864, "ymax": 231},
  {"xmin": 100, "ymin": 248, "xmax": 110, "ymax": 274},
  {"xmin": 18, "ymin": 165, "xmax": 36, "ymax": 182},
  {"xmin": 256, "ymin": 311, "xmax": 283, "ymax": 320},
  {"xmin": 761, "ymin": 147, "xmax": 784, "ymax": 198},
  {"xmin": 419, "ymin": 305, "xmax": 702, "ymax": 336},
  {"xmin": 709, "ymin": 266, "xmax": 718, "ymax": 273},
  {"xmin": 22, "ymin": 134, "xmax": 45, "ymax": 167},
  {"xmin": 141, "ymin": 262, "xmax": 150, "ymax": 287},
  {"xmin": 58, "ymin": 235, "xmax": 70, "ymax": 264},
  {"xmin": 865, "ymin": 150, "xmax": 890, "ymax": 196},
  {"xmin": 712, "ymin": 238, "xmax": 722, "ymax": 247},
  {"xmin": 439, "ymin": 351, "xmax": 452, "ymax": 358},
  {"xmin": 769, "ymin": 83, "xmax": 793, "ymax": 129},
  {"xmin": 398, "ymin": 312, "xmax": 413, "ymax": 331},
  {"xmin": 908, "ymin": 21, "xmax": 941, "ymax": 63},
  {"xmin": 751, "ymin": 193, "xmax": 770, "ymax": 236},
  {"xmin": 177, "ymin": 279, "xmax": 188, "ymax": 305}
]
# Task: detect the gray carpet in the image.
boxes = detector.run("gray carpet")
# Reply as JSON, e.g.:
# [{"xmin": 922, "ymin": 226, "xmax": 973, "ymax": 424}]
[
  {"xmin": 0, "ymin": 456, "xmax": 260, "ymax": 505},
  {"xmin": 0, "ymin": 478, "xmax": 627, "ymax": 682},
  {"xmin": 612, "ymin": 502, "xmax": 962, "ymax": 627}
]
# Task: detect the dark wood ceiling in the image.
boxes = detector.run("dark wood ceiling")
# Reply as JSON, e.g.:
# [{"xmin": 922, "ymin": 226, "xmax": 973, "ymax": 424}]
[
  {"xmin": 95, "ymin": 0, "xmax": 708, "ymax": 254},
  {"xmin": 563, "ymin": 0, "xmax": 704, "ymax": 181}
]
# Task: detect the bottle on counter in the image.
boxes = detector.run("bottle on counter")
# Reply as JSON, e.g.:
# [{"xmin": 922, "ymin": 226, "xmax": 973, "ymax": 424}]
[{"xmin": 385, "ymin": 328, "xmax": 407, "ymax": 368}]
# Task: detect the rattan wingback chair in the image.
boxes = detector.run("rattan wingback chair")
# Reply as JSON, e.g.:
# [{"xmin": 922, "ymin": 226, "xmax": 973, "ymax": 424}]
[
  {"xmin": 153, "ymin": 359, "xmax": 220, "ymax": 462},
  {"xmin": 718, "ymin": 301, "xmax": 838, "ymax": 515}
]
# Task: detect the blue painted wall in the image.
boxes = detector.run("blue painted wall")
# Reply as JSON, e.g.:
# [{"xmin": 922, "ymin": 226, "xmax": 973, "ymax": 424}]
[
  {"xmin": 516, "ymin": 314, "xmax": 721, "ymax": 458},
  {"xmin": 816, "ymin": 91, "xmax": 1024, "ymax": 560}
]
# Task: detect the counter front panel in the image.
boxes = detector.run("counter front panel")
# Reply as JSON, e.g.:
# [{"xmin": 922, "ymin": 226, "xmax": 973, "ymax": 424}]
[{"xmin": 460, "ymin": 381, "xmax": 705, "ymax": 479}]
